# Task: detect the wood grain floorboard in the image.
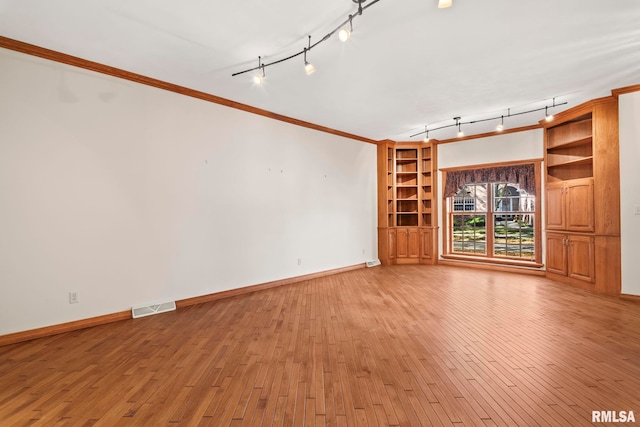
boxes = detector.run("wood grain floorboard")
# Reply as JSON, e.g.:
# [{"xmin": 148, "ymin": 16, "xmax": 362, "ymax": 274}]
[{"xmin": 1, "ymin": 265, "xmax": 640, "ymax": 425}]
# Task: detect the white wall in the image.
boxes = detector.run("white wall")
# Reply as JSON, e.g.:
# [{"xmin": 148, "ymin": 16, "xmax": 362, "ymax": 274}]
[
  {"xmin": 0, "ymin": 48, "xmax": 378, "ymax": 335},
  {"xmin": 619, "ymin": 91, "xmax": 640, "ymax": 296},
  {"xmin": 436, "ymin": 130, "xmax": 544, "ymax": 260}
]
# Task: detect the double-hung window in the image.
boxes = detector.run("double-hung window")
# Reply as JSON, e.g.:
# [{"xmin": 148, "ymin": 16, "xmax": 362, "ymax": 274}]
[{"xmin": 443, "ymin": 161, "xmax": 541, "ymax": 265}]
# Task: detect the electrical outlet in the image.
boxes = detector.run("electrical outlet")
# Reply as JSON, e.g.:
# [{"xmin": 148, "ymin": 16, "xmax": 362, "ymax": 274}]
[
  {"xmin": 634, "ymin": 205, "xmax": 640, "ymax": 215},
  {"xmin": 297, "ymin": 258, "xmax": 302, "ymax": 266},
  {"xmin": 69, "ymin": 291, "xmax": 79, "ymax": 304}
]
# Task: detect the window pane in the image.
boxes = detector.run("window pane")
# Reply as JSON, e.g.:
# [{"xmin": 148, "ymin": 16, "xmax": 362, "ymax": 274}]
[
  {"xmin": 452, "ymin": 214, "xmax": 487, "ymax": 255},
  {"xmin": 493, "ymin": 214, "xmax": 535, "ymax": 259},
  {"xmin": 446, "ymin": 176, "xmax": 537, "ymax": 262},
  {"xmin": 453, "ymin": 184, "xmax": 487, "ymax": 212},
  {"xmin": 493, "ymin": 183, "xmax": 535, "ymax": 213}
]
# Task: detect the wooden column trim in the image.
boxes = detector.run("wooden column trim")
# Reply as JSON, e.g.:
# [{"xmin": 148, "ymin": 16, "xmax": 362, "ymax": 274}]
[{"xmin": 612, "ymin": 84, "xmax": 640, "ymax": 97}]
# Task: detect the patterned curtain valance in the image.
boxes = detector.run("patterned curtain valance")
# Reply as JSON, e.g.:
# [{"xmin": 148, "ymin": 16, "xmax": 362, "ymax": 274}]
[{"xmin": 443, "ymin": 163, "xmax": 536, "ymax": 197}]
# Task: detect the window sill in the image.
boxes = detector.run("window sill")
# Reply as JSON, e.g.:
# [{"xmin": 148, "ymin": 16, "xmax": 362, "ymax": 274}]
[{"xmin": 441, "ymin": 254, "xmax": 543, "ymax": 269}]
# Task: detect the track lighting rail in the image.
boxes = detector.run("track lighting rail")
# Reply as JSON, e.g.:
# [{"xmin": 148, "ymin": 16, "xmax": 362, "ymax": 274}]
[
  {"xmin": 231, "ymin": 0, "xmax": 381, "ymax": 78},
  {"xmin": 410, "ymin": 98, "xmax": 568, "ymax": 139}
]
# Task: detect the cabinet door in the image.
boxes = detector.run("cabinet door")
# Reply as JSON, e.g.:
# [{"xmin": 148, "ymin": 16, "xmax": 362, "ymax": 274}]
[
  {"xmin": 388, "ymin": 229, "xmax": 397, "ymax": 260},
  {"xmin": 396, "ymin": 228, "xmax": 419, "ymax": 259},
  {"xmin": 545, "ymin": 183, "xmax": 565, "ymax": 230},
  {"xmin": 546, "ymin": 233, "xmax": 567, "ymax": 276},
  {"xmin": 420, "ymin": 228, "xmax": 432, "ymax": 259},
  {"xmin": 568, "ymin": 235, "xmax": 595, "ymax": 282},
  {"xmin": 407, "ymin": 228, "xmax": 420, "ymax": 258},
  {"xmin": 396, "ymin": 228, "xmax": 409, "ymax": 258},
  {"xmin": 566, "ymin": 179, "xmax": 594, "ymax": 232}
]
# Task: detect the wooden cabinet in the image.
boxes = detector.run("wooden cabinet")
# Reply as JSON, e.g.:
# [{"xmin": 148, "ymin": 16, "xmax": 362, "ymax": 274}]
[
  {"xmin": 388, "ymin": 228, "xmax": 396, "ymax": 260},
  {"xmin": 543, "ymin": 97, "xmax": 620, "ymax": 295},
  {"xmin": 420, "ymin": 227, "xmax": 433, "ymax": 260},
  {"xmin": 396, "ymin": 148, "xmax": 419, "ymax": 227},
  {"xmin": 568, "ymin": 235, "xmax": 595, "ymax": 282},
  {"xmin": 377, "ymin": 141, "xmax": 437, "ymax": 265},
  {"xmin": 546, "ymin": 233, "xmax": 595, "ymax": 283},
  {"xmin": 545, "ymin": 179, "xmax": 594, "ymax": 232},
  {"xmin": 396, "ymin": 227, "xmax": 419, "ymax": 262},
  {"xmin": 546, "ymin": 233, "xmax": 568, "ymax": 275}
]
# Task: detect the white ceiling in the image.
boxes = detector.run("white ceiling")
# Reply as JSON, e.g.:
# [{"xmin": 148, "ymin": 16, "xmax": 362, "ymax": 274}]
[{"xmin": 1, "ymin": 0, "xmax": 639, "ymax": 141}]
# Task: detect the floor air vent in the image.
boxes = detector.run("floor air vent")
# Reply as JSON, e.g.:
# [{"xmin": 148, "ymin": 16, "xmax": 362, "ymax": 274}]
[
  {"xmin": 366, "ymin": 259, "xmax": 381, "ymax": 268},
  {"xmin": 132, "ymin": 301, "xmax": 176, "ymax": 319}
]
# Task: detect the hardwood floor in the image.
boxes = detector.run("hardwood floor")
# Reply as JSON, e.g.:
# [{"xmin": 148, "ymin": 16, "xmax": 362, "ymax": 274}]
[{"xmin": 1, "ymin": 265, "xmax": 639, "ymax": 426}]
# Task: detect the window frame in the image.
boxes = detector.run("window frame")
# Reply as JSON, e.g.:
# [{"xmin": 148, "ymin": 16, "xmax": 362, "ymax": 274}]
[{"xmin": 442, "ymin": 160, "xmax": 542, "ymax": 267}]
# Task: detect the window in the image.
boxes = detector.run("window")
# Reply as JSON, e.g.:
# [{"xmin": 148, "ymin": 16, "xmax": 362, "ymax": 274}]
[
  {"xmin": 443, "ymin": 162, "xmax": 541, "ymax": 265},
  {"xmin": 451, "ymin": 184, "xmax": 487, "ymax": 255},
  {"xmin": 452, "ymin": 189, "xmax": 476, "ymax": 212}
]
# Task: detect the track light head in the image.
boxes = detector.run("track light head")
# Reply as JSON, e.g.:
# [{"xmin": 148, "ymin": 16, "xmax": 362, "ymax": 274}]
[
  {"xmin": 545, "ymin": 106, "xmax": 554, "ymax": 122},
  {"xmin": 438, "ymin": 0, "xmax": 452, "ymax": 8},
  {"xmin": 305, "ymin": 61, "xmax": 315, "ymax": 75},
  {"xmin": 423, "ymin": 126, "xmax": 430, "ymax": 142},
  {"xmin": 303, "ymin": 46, "xmax": 315, "ymax": 75},
  {"xmin": 340, "ymin": 14, "xmax": 354, "ymax": 42},
  {"xmin": 338, "ymin": 28, "xmax": 351, "ymax": 42},
  {"xmin": 253, "ymin": 57, "xmax": 265, "ymax": 85},
  {"xmin": 454, "ymin": 117, "xmax": 464, "ymax": 137},
  {"xmin": 496, "ymin": 116, "xmax": 504, "ymax": 132}
]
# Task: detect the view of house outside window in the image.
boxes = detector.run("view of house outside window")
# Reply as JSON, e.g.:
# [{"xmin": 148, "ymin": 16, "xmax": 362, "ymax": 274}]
[{"xmin": 449, "ymin": 182, "xmax": 535, "ymax": 260}]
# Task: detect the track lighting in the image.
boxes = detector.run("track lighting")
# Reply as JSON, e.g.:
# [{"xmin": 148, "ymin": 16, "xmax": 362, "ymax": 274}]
[
  {"xmin": 252, "ymin": 56, "xmax": 265, "ymax": 85},
  {"xmin": 304, "ymin": 59, "xmax": 315, "ymax": 75},
  {"xmin": 456, "ymin": 117, "xmax": 464, "ymax": 137},
  {"xmin": 338, "ymin": 28, "xmax": 351, "ymax": 42},
  {"xmin": 545, "ymin": 106, "xmax": 554, "ymax": 122},
  {"xmin": 339, "ymin": 14, "xmax": 354, "ymax": 42},
  {"xmin": 233, "ymin": 0, "xmax": 455, "ymax": 81},
  {"xmin": 423, "ymin": 126, "xmax": 430, "ymax": 142},
  {"xmin": 303, "ymin": 37, "xmax": 315, "ymax": 75},
  {"xmin": 232, "ymin": 0, "xmax": 381, "ymax": 80},
  {"xmin": 409, "ymin": 98, "xmax": 567, "ymax": 140}
]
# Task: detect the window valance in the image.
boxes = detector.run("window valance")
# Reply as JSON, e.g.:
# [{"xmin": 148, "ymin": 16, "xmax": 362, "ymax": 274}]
[{"xmin": 443, "ymin": 163, "xmax": 536, "ymax": 197}]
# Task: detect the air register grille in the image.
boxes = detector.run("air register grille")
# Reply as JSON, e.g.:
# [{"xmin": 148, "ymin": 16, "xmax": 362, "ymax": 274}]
[{"xmin": 131, "ymin": 301, "xmax": 176, "ymax": 319}]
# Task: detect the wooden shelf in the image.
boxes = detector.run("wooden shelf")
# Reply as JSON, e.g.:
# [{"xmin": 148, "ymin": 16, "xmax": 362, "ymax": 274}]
[
  {"xmin": 547, "ymin": 116, "xmax": 592, "ymax": 149},
  {"xmin": 543, "ymin": 98, "xmax": 620, "ymax": 296},
  {"xmin": 396, "ymin": 148, "xmax": 418, "ymax": 160},
  {"xmin": 377, "ymin": 142, "xmax": 436, "ymax": 264},
  {"xmin": 547, "ymin": 156, "xmax": 593, "ymax": 168},
  {"xmin": 547, "ymin": 136, "xmax": 592, "ymax": 151}
]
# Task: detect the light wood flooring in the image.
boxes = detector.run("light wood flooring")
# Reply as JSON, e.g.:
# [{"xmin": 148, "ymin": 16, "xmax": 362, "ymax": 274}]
[{"xmin": 1, "ymin": 265, "xmax": 640, "ymax": 426}]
